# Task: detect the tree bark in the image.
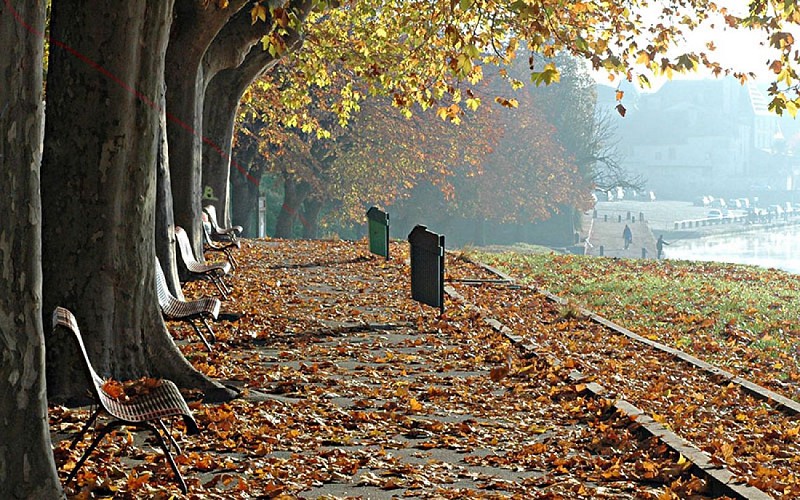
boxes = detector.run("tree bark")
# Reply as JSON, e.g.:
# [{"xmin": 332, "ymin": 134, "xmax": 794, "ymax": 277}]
[
  {"xmin": 302, "ymin": 198, "xmax": 323, "ymax": 239},
  {"xmin": 154, "ymin": 96, "xmax": 185, "ymax": 299},
  {"xmin": 169, "ymin": 0, "xmax": 312, "ymax": 252},
  {"xmin": 42, "ymin": 0, "xmax": 233, "ymax": 403},
  {"xmin": 201, "ymin": 0, "xmax": 311, "ymax": 227},
  {"xmin": 230, "ymin": 157, "xmax": 263, "ymax": 238},
  {"xmin": 0, "ymin": 2, "xmax": 64, "ymax": 497},
  {"xmin": 165, "ymin": 1, "xmax": 249, "ymax": 259},
  {"xmin": 275, "ymin": 177, "xmax": 311, "ymax": 238},
  {"xmin": 202, "ymin": 45, "xmax": 280, "ymax": 230}
]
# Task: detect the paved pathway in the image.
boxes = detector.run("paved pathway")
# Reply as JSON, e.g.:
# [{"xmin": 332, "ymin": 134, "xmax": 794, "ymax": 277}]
[{"xmin": 580, "ymin": 212, "xmax": 659, "ymax": 259}]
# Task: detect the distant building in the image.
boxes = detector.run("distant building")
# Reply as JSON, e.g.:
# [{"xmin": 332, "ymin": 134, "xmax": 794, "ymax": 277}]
[{"xmin": 597, "ymin": 77, "xmax": 799, "ymax": 200}]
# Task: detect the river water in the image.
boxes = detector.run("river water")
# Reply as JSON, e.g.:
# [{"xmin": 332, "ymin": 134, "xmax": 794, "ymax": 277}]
[{"xmin": 665, "ymin": 225, "xmax": 800, "ymax": 274}]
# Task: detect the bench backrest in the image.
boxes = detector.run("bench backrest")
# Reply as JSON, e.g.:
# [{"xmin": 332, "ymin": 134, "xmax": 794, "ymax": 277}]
[
  {"xmin": 174, "ymin": 226, "xmax": 200, "ymax": 266},
  {"xmin": 203, "ymin": 205, "xmax": 222, "ymax": 233},
  {"xmin": 51, "ymin": 307, "xmax": 106, "ymax": 399},
  {"xmin": 155, "ymin": 258, "xmax": 177, "ymax": 309}
]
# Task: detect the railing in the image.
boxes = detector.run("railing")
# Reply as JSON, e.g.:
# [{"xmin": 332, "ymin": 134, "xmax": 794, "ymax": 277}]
[
  {"xmin": 673, "ymin": 211, "xmax": 800, "ymax": 230},
  {"xmin": 591, "ymin": 209, "xmax": 646, "ymax": 223},
  {"xmin": 673, "ymin": 214, "xmax": 747, "ymax": 230}
]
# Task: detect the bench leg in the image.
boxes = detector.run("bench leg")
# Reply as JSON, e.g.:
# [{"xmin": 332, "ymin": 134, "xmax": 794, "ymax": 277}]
[
  {"xmin": 189, "ymin": 320, "xmax": 213, "ymax": 352},
  {"xmin": 209, "ymin": 275, "xmax": 229, "ymax": 300},
  {"xmin": 224, "ymin": 248, "xmax": 238, "ymax": 269},
  {"xmin": 69, "ymin": 406, "xmax": 102, "ymax": 449},
  {"xmin": 215, "ymin": 273, "xmax": 232, "ymax": 295},
  {"xmin": 155, "ymin": 419, "xmax": 182, "ymax": 455},
  {"xmin": 66, "ymin": 422, "xmax": 120, "ymax": 488},
  {"xmin": 145, "ymin": 422, "xmax": 188, "ymax": 493},
  {"xmin": 201, "ymin": 317, "xmax": 216, "ymax": 343}
]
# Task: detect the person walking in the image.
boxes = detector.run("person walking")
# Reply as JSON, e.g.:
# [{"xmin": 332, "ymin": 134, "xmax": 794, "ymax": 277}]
[
  {"xmin": 622, "ymin": 224, "xmax": 633, "ymax": 250},
  {"xmin": 656, "ymin": 235, "xmax": 670, "ymax": 259}
]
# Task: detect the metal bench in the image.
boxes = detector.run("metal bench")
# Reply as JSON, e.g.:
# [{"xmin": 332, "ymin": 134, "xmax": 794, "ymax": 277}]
[
  {"xmin": 203, "ymin": 204, "xmax": 242, "ymax": 244},
  {"xmin": 175, "ymin": 226, "xmax": 232, "ymax": 299},
  {"xmin": 202, "ymin": 217, "xmax": 239, "ymax": 269},
  {"xmin": 51, "ymin": 307, "xmax": 199, "ymax": 493},
  {"xmin": 155, "ymin": 258, "xmax": 220, "ymax": 351}
]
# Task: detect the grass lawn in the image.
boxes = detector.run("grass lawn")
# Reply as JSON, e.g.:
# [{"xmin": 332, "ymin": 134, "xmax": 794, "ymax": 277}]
[{"xmin": 467, "ymin": 250, "xmax": 800, "ymax": 391}]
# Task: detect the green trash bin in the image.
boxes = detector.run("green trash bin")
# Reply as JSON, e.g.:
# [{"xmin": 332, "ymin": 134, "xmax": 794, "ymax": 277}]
[{"xmin": 367, "ymin": 207, "xmax": 390, "ymax": 259}]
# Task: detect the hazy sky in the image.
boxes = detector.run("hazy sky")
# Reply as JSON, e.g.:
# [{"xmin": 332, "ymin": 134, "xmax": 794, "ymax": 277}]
[{"xmin": 595, "ymin": 3, "xmax": 784, "ymax": 89}]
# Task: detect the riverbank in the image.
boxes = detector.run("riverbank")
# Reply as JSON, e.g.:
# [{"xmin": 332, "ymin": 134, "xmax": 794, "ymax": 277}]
[
  {"xmin": 568, "ymin": 200, "xmax": 800, "ymax": 265},
  {"xmin": 594, "ymin": 199, "xmax": 800, "ymax": 240}
]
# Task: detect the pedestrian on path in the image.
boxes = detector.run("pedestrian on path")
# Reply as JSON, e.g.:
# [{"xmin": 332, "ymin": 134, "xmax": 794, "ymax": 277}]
[
  {"xmin": 656, "ymin": 235, "xmax": 670, "ymax": 259},
  {"xmin": 622, "ymin": 224, "xmax": 633, "ymax": 249}
]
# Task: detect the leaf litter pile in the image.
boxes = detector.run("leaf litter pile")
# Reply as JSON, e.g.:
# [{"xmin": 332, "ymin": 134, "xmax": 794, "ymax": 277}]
[{"xmin": 49, "ymin": 238, "xmax": 800, "ymax": 498}]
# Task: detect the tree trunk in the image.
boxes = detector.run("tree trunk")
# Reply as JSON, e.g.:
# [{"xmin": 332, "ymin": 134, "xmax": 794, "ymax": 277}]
[
  {"xmin": 165, "ymin": 1, "xmax": 248, "ymax": 259},
  {"xmin": 42, "ymin": 0, "xmax": 233, "ymax": 403},
  {"xmin": 230, "ymin": 159, "xmax": 263, "ymax": 238},
  {"xmin": 169, "ymin": 1, "xmax": 311, "ymax": 251},
  {"xmin": 302, "ymin": 198, "xmax": 323, "ymax": 239},
  {"xmin": 202, "ymin": 45, "xmax": 280, "ymax": 229},
  {"xmin": 201, "ymin": 4, "xmax": 311, "ymax": 227},
  {"xmin": 275, "ymin": 178, "xmax": 311, "ymax": 239},
  {"xmin": 154, "ymin": 96, "xmax": 185, "ymax": 299},
  {"xmin": 0, "ymin": 2, "xmax": 64, "ymax": 497}
]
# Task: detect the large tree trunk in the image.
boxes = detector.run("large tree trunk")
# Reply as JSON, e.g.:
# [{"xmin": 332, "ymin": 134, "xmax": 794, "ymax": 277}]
[
  {"xmin": 0, "ymin": 2, "xmax": 64, "ymax": 497},
  {"xmin": 201, "ymin": 3, "xmax": 311, "ymax": 227},
  {"xmin": 275, "ymin": 177, "xmax": 311, "ymax": 238},
  {"xmin": 165, "ymin": 1, "xmax": 248, "ymax": 259},
  {"xmin": 169, "ymin": 1, "xmax": 311, "ymax": 252},
  {"xmin": 231, "ymin": 159, "xmax": 263, "ymax": 238},
  {"xmin": 154, "ymin": 98, "xmax": 185, "ymax": 299},
  {"xmin": 202, "ymin": 45, "xmax": 281, "ymax": 229},
  {"xmin": 302, "ymin": 198, "xmax": 323, "ymax": 239},
  {"xmin": 42, "ymin": 0, "xmax": 233, "ymax": 403}
]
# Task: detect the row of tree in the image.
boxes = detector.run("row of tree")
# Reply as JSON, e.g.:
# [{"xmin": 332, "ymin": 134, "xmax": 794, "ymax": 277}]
[
  {"xmin": 3, "ymin": 0, "xmax": 795, "ymax": 497},
  {"xmin": 230, "ymin": 53, "xmax": 631, "ymax": 244}
]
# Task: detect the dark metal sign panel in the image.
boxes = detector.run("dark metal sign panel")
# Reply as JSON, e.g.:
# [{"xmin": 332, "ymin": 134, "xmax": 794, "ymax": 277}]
[{"xmin": 408, "ymin": 225, "xmax": 445, "ymax": 313}]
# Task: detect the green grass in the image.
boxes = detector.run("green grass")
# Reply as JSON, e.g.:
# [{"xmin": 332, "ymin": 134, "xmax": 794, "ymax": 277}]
[{"xmin": 467, "ymin": 250, "xmax": 800, "ymax": 384}]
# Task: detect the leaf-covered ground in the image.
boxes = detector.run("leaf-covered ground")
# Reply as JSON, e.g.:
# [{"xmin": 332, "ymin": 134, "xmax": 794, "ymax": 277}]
[{"xmin": 51, "ymin": 238, "xmax": 790, "ymax": 499}]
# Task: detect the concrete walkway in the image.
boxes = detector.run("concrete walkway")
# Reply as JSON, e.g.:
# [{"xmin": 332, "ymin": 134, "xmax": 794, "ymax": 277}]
[{"xmin": 581, "ymin": 212, "xmax": 659, "ymax": 259}]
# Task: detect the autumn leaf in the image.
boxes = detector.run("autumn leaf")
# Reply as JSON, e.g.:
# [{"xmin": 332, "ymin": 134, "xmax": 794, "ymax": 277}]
[
  {"xmin": 489, "ymin": 365, "xmax": 510, "ymax": 382},
  {"xmin": 251, "ymin": 4, "xmax": 267, "ymax": 24},
  {"xmin": 101, "ymin": 379, "xmax": 125, "ymax": 399},
  {"xmin": 125, "ymin": 472, "xmax": 151, "ymax": 491}
]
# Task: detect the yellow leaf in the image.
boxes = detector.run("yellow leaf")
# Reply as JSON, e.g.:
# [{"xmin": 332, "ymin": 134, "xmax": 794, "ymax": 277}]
[
  {"xmin": 786, "ymin": 100, "xmax": 798, "ymax": 118},
  {"xmin": 251, "ymin": 4, "xmax": 267, "ymax": 24},
  {"xmin": 466, "ymin": 97, "xmax": 481, "ymax": 111},
  {"xmin": 720, "ymin": 442, "xmax": 735, "ymax": 464}
]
